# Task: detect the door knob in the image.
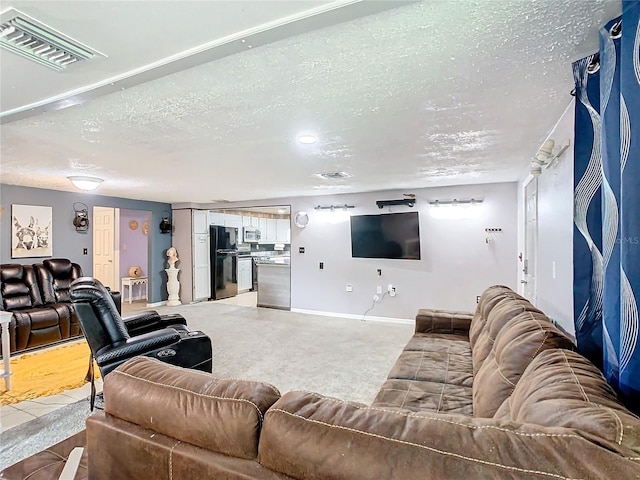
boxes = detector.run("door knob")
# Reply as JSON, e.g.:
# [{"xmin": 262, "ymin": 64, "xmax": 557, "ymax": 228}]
[{"xmin": 520, "ymin": 280, "xmax": 528, "ymax": 284}]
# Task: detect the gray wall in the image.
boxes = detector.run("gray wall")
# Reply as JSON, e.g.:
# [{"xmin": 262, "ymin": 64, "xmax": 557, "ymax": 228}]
[
  {"xmin": 0, "ymin": 184, "xmax": 172, "ymax": 303},
  {"xmin": 197, "ymin": 181, "xmax": 518, "ymax": 320},
  {"xmin": 529, "ymin": 105, "xmax": 575, "ymax": 335}
]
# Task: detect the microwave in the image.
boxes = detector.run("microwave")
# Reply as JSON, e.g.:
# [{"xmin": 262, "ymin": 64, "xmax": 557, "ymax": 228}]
[{"xmin": 243, "ymin": 228, "xmax": 261, "ymax": 243}]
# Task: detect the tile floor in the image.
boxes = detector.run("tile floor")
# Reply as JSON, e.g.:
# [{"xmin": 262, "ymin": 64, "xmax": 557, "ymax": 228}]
[{"xmin": 0, "ymin": 295, "xmax": 258, "ymax": 433}]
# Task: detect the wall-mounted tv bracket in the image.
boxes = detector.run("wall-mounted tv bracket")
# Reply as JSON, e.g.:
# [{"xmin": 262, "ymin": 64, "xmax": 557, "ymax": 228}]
[{"xmin": 376, "ymin": 199, "xmax": 415, "ymax": 209}]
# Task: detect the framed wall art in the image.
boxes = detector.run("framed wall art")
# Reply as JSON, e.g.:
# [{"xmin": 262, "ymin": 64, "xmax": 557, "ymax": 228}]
[{"xmin": 11, "ymin": 204, "xmax": 53, "ymax": 258}]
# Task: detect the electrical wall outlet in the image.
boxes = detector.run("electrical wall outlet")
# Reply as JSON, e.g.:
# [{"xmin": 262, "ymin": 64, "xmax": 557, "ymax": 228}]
[
  {"xmin": 346, "ymin": 284, "xmax": 353, "ymax": 292},
  {"xmin": 389, "ymin": 286, "xmax": 396, "ymax": 297},
  {"xmin": 376, "ymin": 285, "xmax": 382, "ymax": 294}
]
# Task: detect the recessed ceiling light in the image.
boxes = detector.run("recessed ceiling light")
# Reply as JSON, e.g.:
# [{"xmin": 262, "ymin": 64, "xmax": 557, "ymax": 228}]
[{"xmin": 297, "ymin": 134, "xmax": 317, "ymax": 144}]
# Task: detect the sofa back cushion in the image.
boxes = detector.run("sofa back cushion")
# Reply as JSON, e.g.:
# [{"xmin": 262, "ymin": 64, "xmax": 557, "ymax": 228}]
[
  {"xmin": 472, "ymin": 297, "xmax": 541, "ymax": 374},
  {"xmin": 0, "ymin": 263, "xmax": 43, "ymax": 310},
  {"xmin": 36, "ymin": 259, "xmax": 83, "ymax": 304},
  {"xmin": 104, "ymin": 356, "xmax": 281, "ymax": 460},
  {"xmin": 468, "ymin": 286, "xmax": 523, "ymax": 349},
  {"xmin": 494, "ymin": 349, "xmax": 640, "ymax": 456},
  {"xmin": 472, "ymin": 312, "xmax": 574, "ymax": 417}
]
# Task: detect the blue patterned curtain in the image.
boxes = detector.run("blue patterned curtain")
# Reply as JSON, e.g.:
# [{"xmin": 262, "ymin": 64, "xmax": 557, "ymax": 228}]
[
  {"xmin": 573, "ymin": 1, "xmax": 640, "ymax": 408},
  {"xmin": 572, "ymin": 53, "xmax": 603, "ymax": 368}
]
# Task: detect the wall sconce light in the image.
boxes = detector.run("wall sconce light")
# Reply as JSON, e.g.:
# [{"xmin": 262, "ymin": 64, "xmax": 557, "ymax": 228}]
[
  {"xmin": 530, "ymin": 139, "xmax": 571, "ymax": 176},
  {"xmin": 314, "ymin": 204, "xmax": 354, "ymax": 224},
  {"xmin": 314, "ymin": 204, "xmax": 355, "ymax": 211},
  {"xmin": 68, "ymin": 176, "xmax": 103, "ymax": 191},
  {"xmin": 72, "ymin": 202, "xmax": 90, "ymax": 231},
  {"xmin": 428, "ymin": 199, "xmax": 484, "ymax": 219},
  {"xmin": 159, "ymin": 210, "xmax": 172, "ymax": 234}
]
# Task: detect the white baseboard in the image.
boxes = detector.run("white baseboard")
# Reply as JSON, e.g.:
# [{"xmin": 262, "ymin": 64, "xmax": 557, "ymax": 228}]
[{"xmin": 290, "ymin": 308, "xmax": 413, "ymax": 325}]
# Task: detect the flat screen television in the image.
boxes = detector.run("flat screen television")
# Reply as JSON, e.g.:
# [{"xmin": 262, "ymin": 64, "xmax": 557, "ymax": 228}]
[{"xmin": 350, "ymin": 212, "xmax": 421, "ymax": 260}]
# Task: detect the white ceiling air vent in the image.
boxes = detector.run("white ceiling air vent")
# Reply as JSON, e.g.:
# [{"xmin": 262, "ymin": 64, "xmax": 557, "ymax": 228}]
[
  {"xmin": 0, "ymin": 10, "xmax": 98, "ymax": 71},
  {"xmin": 316, "ymin": 172, "xmax": 351, "ymax": 180}
]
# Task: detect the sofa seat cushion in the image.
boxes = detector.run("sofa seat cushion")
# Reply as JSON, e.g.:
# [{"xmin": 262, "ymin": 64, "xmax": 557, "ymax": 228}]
[
  {"xmin": 104, "ymin": 356, "xmax": 281, "ymax": 460},
  {"xmin": 372, "ymin": 379, "xmax": 473, "ymax": 414},
  {"xmin": 495, "ymin": 349, "xmax": 640, "ymax": 458},
  {"xmin": 390, "ymin": 335, "xmax": 473, "ymax": 387}
]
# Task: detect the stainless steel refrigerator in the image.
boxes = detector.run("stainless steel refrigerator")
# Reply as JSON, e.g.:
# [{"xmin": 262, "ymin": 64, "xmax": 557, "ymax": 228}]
[{"xmin": 209, "ymin": 225, "xmax": 239, "ymax": 300}]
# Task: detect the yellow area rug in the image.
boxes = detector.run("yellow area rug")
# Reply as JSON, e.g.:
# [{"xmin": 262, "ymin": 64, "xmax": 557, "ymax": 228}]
[{"xmin": 0, "ymin": 341, "xmax": 100, "ymax": 406}]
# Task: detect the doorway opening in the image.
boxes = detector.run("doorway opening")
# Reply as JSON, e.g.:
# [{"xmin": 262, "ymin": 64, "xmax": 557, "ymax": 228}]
[
  {"xmin": 93, "ymin": 207, "xmax": 151, "ymax": 314},
  {"xmin": 209, "ymin": 206, "xmax": 291, "ymax": 309}
]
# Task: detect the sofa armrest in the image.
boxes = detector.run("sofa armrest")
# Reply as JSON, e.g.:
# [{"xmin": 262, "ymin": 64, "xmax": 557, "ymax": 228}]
[
  {"xmin": 123, "ymin": 311, "xmax": 187, "ymax": 337},
  {"xmin": 415, "ymin": 308, "xmax": 473, "ymax": 335},
  {"xmin": 258, "ymin": 391, "xmax": 640, "ymax": 480},
  {"xmin": 108, "ymin": 289, "xmax": 122, "ymax": 314},
  {"xmin": 94, "ymin": 329, "xmax": 181, "ymax": 366}
]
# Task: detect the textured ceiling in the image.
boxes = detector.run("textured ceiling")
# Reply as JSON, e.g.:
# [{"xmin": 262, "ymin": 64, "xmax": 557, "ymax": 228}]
[{"xmin": 0, "ymin": 0, "xmax": 620, "ymax": 204}]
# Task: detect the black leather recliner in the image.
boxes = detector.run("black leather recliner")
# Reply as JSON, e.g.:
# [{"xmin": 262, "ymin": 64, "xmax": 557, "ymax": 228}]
[{"xmin": 70, "ymin": 277, "xmax": 212, "ymax": 379}]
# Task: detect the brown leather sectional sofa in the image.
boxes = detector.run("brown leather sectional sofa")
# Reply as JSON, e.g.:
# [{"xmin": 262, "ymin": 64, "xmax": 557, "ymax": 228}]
[
  {"xmin": 80, "ymin": 285, "xmax": 640, "ymax": 480},
  {"xmin": 0, "ymin": 258, "xmax": 120, "ymax": 353}
]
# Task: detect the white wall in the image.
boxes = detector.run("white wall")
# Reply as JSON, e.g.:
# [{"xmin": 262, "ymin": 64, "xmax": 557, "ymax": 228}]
[
  {"xmin": 529, "ymin": 103, "xmax": 575, "ymax": 335},
  {"xmin": 197, "ymin": 182, "xmax": 518, "ymax": 320},
  {"xmin": 289, "ymin": 183, "xmax": 517, "ymax": 319}
]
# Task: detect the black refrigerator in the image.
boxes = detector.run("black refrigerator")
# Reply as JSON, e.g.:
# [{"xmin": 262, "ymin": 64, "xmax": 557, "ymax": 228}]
[{"xmin": 209, "ymin": 226, "xmax": 239, "ymax": 300}]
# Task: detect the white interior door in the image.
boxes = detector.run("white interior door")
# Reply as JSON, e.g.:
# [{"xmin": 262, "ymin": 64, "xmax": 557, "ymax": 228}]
[
  {"xmin": 93, "ymin": 206, "xmax": 118, "ymax": 289},
  {"xmin": 523, "ymin": 179, "xmax": 538, "ymax": 302},
  {"xmin": 193, "ymin": 233, "xmax": 210, "ymax": 300}
]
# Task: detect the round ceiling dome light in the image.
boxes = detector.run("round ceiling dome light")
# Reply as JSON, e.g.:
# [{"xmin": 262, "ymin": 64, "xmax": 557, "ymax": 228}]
[
  {"xmin": 297, "ymin": 133, "xmax": 317, "ymax": 144},
  {"xmin": 68, "ymin": 176, "xmax": 103, "ymax": 191}
]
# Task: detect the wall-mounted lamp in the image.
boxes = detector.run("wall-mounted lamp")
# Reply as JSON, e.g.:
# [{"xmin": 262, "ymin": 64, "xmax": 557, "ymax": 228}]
[
  {"xmin": 159, "ymin": 210, "xmax": 172, "ymax": 234},
  {"xmin": 530, "ymin": 139, "xmax": 571, "ymax": 176},
  {"xmin": 314, "ymin": 204, "xmax": 355, "ymax": 211},
  {"xmin": 72, "ymin": 202, "xmax": 90, "ymax": 231},
  {"xmin": 428, "ymin": 199, "xmax": 484, "ymax": 219},
  {"xmin": 68, "ymin": 176, "xmax": 103, "ymax": 191},
  {"xmin": 314, "ymin": 204, "xmax": 354, "ymax": 224}
]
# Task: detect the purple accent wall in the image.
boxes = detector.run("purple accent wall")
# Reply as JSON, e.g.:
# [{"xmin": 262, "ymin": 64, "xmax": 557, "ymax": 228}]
[{"xmin": 120, "ymin": 209, "xmax": 150, "ymax": 298}]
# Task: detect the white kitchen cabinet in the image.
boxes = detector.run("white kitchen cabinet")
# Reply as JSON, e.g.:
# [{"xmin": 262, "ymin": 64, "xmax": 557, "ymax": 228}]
[
  {"xmin": 208, "ymin": 211, "xmax": 225, "ymax": 226},
  {"xmin": 242, "ymin": 216, "xmax": 252, "ymax": 227},
  {"xmin": 276, "ymin": 218, "xmax": 290, "ymax": 243},
  {"xmin": 192, "ymin": 210, "xmax": 209, "ymax": 234},
  {"xmin": 224, "ymin": 214, "xmax": 243, "ymax": 230},
  {"xmin": 251, "ymin": 216, "xmax": 260, "ymax": 228},
  {"xmin": 192, "ymin": 233, "xmax": 210, "ymax": 300},
  {"xmin": 237, "ymin": 258, "xmax": 252, "ymax": 292},
  {"xmin": 258, "ymin": 218, "xmax": 268, "ymax": 243},
  {"xmin": 265, "ymin": 218, "xmax": 277, "ymax": 243}
]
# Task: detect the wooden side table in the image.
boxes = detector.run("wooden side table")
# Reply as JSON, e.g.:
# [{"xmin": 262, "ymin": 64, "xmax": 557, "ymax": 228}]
[
  {"xmin": 121, "ymin": 276, "xmax": 149, "ymax": 304},
  {"xmin": 1, "ymin": 310, "xmax": 12, "ymax": 391}
]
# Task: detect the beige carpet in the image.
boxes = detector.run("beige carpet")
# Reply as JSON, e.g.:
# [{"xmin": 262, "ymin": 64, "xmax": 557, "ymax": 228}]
[{"xmin": 1, "ymin": 301, "xmax": 413, "ymax": 469}]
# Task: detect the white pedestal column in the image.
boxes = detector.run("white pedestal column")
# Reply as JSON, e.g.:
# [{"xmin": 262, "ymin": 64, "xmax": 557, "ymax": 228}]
[{"xmin": 165, "ymin": 267, "xmax": 182, "ymax": 306}]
